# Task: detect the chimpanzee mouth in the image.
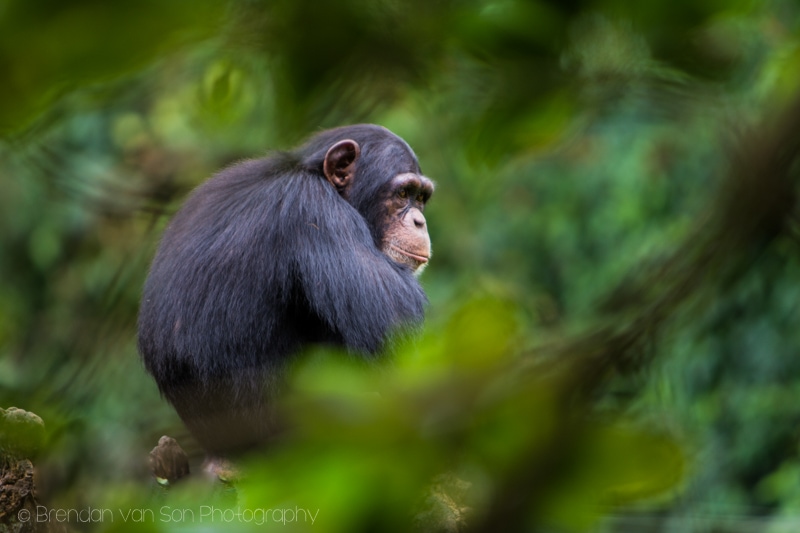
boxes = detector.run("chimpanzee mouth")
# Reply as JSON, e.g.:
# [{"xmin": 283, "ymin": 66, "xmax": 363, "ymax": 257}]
[{"xmin": 389, "ymin": 245, "xmax": 429, "ymax": 264}]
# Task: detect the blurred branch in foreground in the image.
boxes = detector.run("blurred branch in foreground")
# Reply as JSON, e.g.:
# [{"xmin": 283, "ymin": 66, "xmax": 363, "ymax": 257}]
[{"xmin": 208, "ymin": 92, "xmax": 800, "ymax": 533}]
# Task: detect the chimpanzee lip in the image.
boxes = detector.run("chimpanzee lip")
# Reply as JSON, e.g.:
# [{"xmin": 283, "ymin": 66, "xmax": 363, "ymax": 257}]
[{"xmin": 390, "ymin": 245, "xmax": 429, "ymax": 263}]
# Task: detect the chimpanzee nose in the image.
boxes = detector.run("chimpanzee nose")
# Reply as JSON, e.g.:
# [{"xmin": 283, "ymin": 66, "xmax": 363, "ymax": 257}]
[{"xmin": 413, "ymin": 213, "xmax": 426, "ymax": 229}]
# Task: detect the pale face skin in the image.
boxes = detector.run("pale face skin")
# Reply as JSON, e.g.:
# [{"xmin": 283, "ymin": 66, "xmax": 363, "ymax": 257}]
[{"xmin": 381, "ymin": 172, "xmax": 434, "ymax": 275}]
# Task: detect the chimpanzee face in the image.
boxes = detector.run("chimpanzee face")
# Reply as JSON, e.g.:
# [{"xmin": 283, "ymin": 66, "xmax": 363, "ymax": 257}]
[{"xmin": 380, "ymin": 172, "xmax": 434, "ymax": 274}]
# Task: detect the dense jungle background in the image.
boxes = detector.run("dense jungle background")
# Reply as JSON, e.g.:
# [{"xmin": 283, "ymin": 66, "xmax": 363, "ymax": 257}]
[{"xmin": 2, "ymin": 0, "xmax": 800, "ymax": 531}]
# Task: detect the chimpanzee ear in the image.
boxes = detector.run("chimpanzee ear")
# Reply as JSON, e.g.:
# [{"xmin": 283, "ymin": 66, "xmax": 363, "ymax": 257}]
[{"xmin": 323, "ymin": 139, "xmax": 361, "ymax": 191}]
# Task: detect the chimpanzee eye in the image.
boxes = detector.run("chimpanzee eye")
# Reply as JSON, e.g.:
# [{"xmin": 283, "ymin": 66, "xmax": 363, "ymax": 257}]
[
  {"xmin": 416, "ymin": 193, "xmax": 425, "ymax": 203},
  {"xmin": 398, "ymin": 189, "xmax": 408, "ymax": 199}
]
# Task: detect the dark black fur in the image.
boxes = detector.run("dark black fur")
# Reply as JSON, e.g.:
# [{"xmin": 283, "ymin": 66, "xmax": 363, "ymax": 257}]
[{"xmin": 138, "ymin": 125, "xmax": 427, "ymax": 454}]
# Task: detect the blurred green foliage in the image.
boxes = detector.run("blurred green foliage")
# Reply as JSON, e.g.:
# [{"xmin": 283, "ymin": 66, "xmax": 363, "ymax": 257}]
[{"xmin": 1, "ymin": 0, "xmax": 800, "ymax": 531}]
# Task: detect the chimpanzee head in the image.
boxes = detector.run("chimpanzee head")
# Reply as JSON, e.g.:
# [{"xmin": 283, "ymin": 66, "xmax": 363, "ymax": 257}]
[{"xmin": 302, "ymin": 124, "xmax": 434, "ymax": 273}]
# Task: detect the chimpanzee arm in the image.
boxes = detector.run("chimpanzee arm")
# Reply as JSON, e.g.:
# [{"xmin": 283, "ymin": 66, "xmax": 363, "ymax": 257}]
[{"xmin": 287, "ymin": 176, "xmax": 426, "ymax": 354}]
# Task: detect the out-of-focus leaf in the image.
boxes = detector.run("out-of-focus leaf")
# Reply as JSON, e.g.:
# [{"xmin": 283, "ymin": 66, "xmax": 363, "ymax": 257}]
[
  {"xmin": 540, "ymin": 424, "xmax": 685, "ymax": 531},
  {"xmin": 0, "ymin": 0, "xmax": 223, "ymax": 134}
]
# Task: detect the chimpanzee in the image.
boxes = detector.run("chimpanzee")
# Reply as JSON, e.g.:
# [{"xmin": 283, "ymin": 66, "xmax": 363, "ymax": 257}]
[{"xmin": 137, "ymin": 124, "xmax": 433, "ymax": 455}]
